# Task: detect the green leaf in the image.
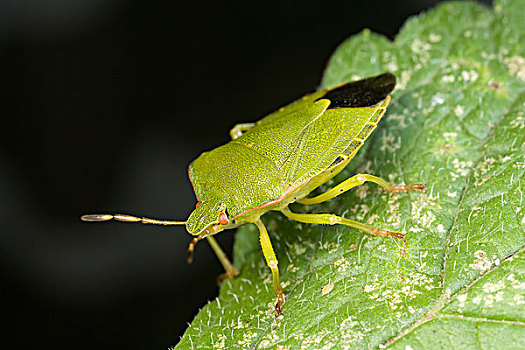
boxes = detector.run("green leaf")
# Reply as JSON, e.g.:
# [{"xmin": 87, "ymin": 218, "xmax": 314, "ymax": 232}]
[{"xmin": 177, "ymin": 0, "xmax": 525, "ymax": 348}]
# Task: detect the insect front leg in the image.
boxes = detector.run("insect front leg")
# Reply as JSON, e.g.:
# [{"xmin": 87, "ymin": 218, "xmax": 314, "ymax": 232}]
[
  {"xmin": 205, "ymin": 236, "xmax": 239, "ymax": 284},
  {"xmin": 298, "ymin": 173, "xmax": 426, "ymax": 205},
  {"xmin": 281, "ymin": 206, "xmax": 405, "ymax": 240},
  {"xmin": 229, "ymin": 123, "xmax": 256, "ymax": 139},
  {"xmin": 255, "ymin": 219, "xmax": 285, "ymax": 315}
]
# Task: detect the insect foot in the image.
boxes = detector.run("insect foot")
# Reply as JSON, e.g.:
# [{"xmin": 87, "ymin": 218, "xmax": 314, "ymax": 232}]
[
  {"xmin": 387, "ymin": 183, "xmax": 427, "ymax": 193},
  {"xmin": 275, "ymin": 292, "xmax": 285, "ymax": 316},
  {"xmin": 216, "ymin": 268, "xmax": 239, "ymax": 285},
  {"xmin": 372, "ymin": 229, "xmax": 405, "ymax": 240}
]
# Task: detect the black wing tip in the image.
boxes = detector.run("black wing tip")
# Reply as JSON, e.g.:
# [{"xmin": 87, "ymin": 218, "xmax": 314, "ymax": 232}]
[
  {"xmin": 322, "ymin": 72, "xmax": 396, "ymax": 109},
  {"xmin": 368, "ymin": 72, "xmax": 396, "ymax": 91}
]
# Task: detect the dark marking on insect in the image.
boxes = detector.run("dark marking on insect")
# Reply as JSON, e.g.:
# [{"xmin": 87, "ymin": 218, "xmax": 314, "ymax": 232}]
[
  {"xmin": 330, "ymin": 155, "xmax": 346, "ymax": 167},
  {"xmin": 321, "ymin": 73, "xmax": 396, "ymax": 109},
  {"xmin": 344, "ymin": 140, "xmax": 363, "ymax": 155},
  {"xmin": 357, "ymin": 124, "xmax": 376, "ymax": 140}
]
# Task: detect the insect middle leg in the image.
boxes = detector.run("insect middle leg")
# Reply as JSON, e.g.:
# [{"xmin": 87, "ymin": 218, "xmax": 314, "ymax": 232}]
[
  {"xmin": 281, "ymin": 206, "xmax": 405, "ymax": 239},
  {"xmin": 230, "ymin": 123, "xmax": 256, "ymax": 139},
  {"xmin": 255, "ymin": 219, "xmax": 285, "ymax": 315},
  {"xmin": 206, "ymin": 236, "xmax": 239, "ymax": 284},
  {"xmin": 298, "ymin": 173, "xmax": 425, "ymax": 205}
]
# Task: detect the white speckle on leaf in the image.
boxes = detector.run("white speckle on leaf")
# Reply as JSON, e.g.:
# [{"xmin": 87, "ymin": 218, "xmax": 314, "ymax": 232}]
[
  {"xmin": 428, "ymin": 33, "xmax": 441, "ymax": 42},
  {"xmin": 443, "ymin": 132, "xmax": 458, "ymax": 141},
  {"xmin": 293, "ymin": 243, "xmax": 306, "ymax": 256},
  {"xmin": 420, "ymin": 210, "xmax": 437, "ymax": 227},
  {"xmin": 442, "ymin": 75, "xmax": 455, "ymax": 83},
  {"xmin": 380, "ymin": 131, "xmax": 401, "ymax": 153},
  {"xmin": 453, "ymin": 158, "xmax": 473, "ymax": 176},
  {"xmin": 454, "ymin": 105, "xmax": 464, "ymax": 117},
  {"xmin": 431, "ymin": 93, "xmax": 446, "ymax": 106},
  {"xmin": 410, "ymin": 38, "xmax": 431, "ymax": 61},
  {"xmin": 409, "ymin": 226, "xmax": 423, "ymax": 233},
  {"xmin": 504, "ymin": 55, "xmax": 525, "ymax": 80},
  {"xmin": 510, "ymin": 115, "xmax": 525, "ymax": 129},
  {"xmin": 388, "ymin": 113, "xmax": 407, "ymax": 129},
  {"xmin": 213, "ymin": 334, "xmax": 226, "ymax": 349},
  {"xmin": 460, "ymin": 70, "xmax": 479, "ymax": 82},
  {"xmin": 507, "ymin": 273, "xmax": 525, "ymax": 290},
  {"xmin": 237, "ymin": 330, "xmax": 258, "ymax": 347},
  {"xmin": 287, "ymin": 264, "xmax": 300, "ymax": 273},
  {"xmin": 364, "ymin": 284, "xmax": 377, "ymax": 293},
  {"xmin": 396, "ymin": 70, "xmax": 411, "ymax": 90},
  {"xmin": 483, "ymin": 280, "xmax": 505, "ymax": 293},
  {"xmin": 321, "ymin": 241, "xmax": 339, "ymax": 253},
  {"xmin": 334, "ymin": 257, "xmax": 352, "ymax": 274},
  {"xmin": 385, "ymin": 61, "xmax": 398, "ymax": 72},
  {"xmin": 457, "ymin": 293, "xmax": 468, "ymax": 308},
  {"xmin": 377, "ymin": 244, "xmax": 388, "ymax": 253},
  {"xmin": 355, "ymin": 183, "xmax": 369, "ymax": 199},
  {"xmin": 514, "ymin": 295, "xmax": 525, "ymax": 305},
  {"xmin": 367, "ymin": 214, "xmax": 379, "ymax": 225},
  {"xmin": 469, "ymin": 250, "xmax": 492, "ymax": 273},
  {"xmin": 352, "ymin": 204, "xmax": 370, "ymax": 221},
  {"xmin": 477, "ymin": 157, "xmax": 496, "ymax": 176},
  {"xmin": 387, "ymin": 196, "xmax": 401, "ymax": 227},
  {"xmin": 411, "ymin": 192, "xmax": 440, "ymax": 224}
]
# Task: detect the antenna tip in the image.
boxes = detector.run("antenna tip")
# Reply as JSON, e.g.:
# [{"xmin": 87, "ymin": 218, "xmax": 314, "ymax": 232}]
[{"xmin": 81, "ymin": 214, "xmax": 113, "ymax": 222}]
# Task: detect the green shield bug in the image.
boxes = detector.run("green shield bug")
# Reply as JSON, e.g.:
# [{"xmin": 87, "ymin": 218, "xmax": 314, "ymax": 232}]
[{"xmin": 82, "ymin": 73, "xmax": 425, "ymax": 315}]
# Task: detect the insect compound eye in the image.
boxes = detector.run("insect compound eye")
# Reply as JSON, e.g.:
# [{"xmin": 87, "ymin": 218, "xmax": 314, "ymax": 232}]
[{"xmin": 218, "ymin": 212, "xmax": 229, "ymax": 225}]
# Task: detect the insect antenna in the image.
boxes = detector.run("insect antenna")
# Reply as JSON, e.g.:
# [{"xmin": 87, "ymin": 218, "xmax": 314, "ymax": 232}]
[{"xmin": 81, "ymin": 214, "xmax": 186, "ymax": 226}]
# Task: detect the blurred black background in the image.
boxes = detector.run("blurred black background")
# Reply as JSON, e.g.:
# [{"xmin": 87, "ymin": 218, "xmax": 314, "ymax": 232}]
[{"xmin": 1, "ymin": 0, "xmax": 490, "ymax": 349}]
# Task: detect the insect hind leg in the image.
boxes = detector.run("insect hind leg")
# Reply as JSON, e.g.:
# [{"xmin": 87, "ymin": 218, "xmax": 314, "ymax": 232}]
[
  {"xmin": 281, "ymin": 206, "xmax": 405, "ymax": 240},
  {"xmin": 298, "ymin": 173, "xmax": 425, "ymax": 205}
]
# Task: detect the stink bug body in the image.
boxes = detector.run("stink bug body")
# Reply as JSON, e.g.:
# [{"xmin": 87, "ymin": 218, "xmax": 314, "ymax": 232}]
[{"xmin": 82, "ymin": 73, "xmax": 425, "ymax": 315}]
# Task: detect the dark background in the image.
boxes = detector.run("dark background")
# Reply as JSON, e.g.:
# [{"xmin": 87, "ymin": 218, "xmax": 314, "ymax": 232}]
[{"xmin": 1, "ymin": 0, "xmax": 490, "ymax": 349}]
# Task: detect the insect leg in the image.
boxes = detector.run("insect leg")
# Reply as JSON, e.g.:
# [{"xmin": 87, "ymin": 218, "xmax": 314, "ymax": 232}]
[
  {"xmin": 206, "ymin": 236, "xmax": 239, "ymax": 284},
  {"xmin": 255, "ymin": 219, "xmax": 285, "ymax": 315},
  {"xmin": 229, "ymin": 123, "xmax": 256, "ymax": 139},
  {"xmin": 298, "ymin": 173, "xmax": 426, "ymax": 205},
  {"xmin": 281, "ymin": 207, "xmax": 405, "ymax": 240},
  {"xmin": 186, "ymin": 237, "xmax": 201, "ymax": 263}
]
